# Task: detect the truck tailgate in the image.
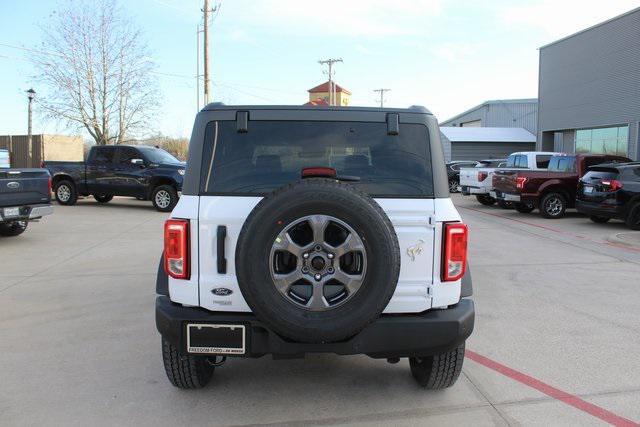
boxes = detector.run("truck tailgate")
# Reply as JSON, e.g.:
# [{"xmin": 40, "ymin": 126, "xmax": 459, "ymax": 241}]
[
  {"xmin": 492, "ymin": 171, "xmax": 518, "ymax": 194},
  {"xmin": 459, "ymin": 168, "xmax": 479, "ymax": 187},
  {"xmin": 0, "ymin": 169, "xmax": 51, "ymax": 208}
]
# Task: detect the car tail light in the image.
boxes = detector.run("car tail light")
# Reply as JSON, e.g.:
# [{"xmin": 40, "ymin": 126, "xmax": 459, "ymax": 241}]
[
  {"xmin": 601, "ymin": 179, "xmax": 623, "ymax": 191},
  {"xmin": 47, "ymin": 177, "xmax": 52, "ymax": 194},
  {"xmin": 164, "ymin": 219, "xmax": 190, "ymax": 279},
  {"xmin": 478, "ymin": 171, "xmax": 488, "ymax": 182},
  {"xmin": 516, "ymin": 176, "xmax": 528, "ymax": 190},
  {"xmin": 442, "ymin": 223, "xmax": 468, "ymax": 282},
  {"xmin": 301, "ymin": 167, "xmax": 337, "ymax": 178}
]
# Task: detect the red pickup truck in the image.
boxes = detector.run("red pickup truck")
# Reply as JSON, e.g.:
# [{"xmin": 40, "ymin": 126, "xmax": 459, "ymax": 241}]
[{"xmin": 492, "ymin": 154, "xmax": 630, "ymax": 218}]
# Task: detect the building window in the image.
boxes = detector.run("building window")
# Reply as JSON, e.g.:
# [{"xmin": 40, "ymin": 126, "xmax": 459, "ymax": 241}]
[{"xmin": 575, "ymin": 125, "xmax": 628, "ymax": 156}]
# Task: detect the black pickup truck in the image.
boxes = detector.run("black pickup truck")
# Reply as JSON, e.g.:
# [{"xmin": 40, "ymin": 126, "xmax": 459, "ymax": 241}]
[
  {"xmin": 0, "ymin": 167, "xmax": 53, "ymax": 237},
  {"xmin": 45, "ymin": 145, "xmax": 185, "ymax": 212}
]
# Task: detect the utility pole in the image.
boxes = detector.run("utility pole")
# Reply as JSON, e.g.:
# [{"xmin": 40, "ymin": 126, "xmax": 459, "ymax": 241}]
[
  {"xmin": 318, "ymin": 58, "xmax": 343, "ymax": 106},
  {"xmin": 26, "ymin": 88, "xmax": 36, "ymax": 167},
  {"xmin": 202, "ymin": 0, "xmax": 218, "ymax": 105},
  {"xmin": 373, "ymin": 88, "xmax": 391, "ymax": 108}
]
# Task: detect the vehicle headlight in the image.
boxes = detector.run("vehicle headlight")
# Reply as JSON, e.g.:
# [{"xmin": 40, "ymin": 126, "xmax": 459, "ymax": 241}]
[{"xmin": 178, "ymin": 169, "xmax": 185, "ymax": 176}]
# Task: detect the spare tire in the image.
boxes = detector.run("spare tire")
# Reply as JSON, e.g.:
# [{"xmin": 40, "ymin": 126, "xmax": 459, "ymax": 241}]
[{"xmin": 235, "ymin": 178, "xmax": 400, "ymax": 343}]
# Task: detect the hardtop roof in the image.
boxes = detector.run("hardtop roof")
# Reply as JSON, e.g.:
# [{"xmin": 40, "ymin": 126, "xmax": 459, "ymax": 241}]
[{"xmin": 201, "ymin": 103, "xmax": 432, "ymax": 115}]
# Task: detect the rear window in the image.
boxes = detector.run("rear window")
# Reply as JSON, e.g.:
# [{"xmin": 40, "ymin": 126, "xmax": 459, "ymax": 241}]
[
  {"xmin": 536, "ymin": 155, "xmax": 552, "ymax": 168},
  {"xmin": 200, "ymin": 120, "xmax": 434, "ymax": 197},
  {"xmin": 506, "ymin": 154, "xmax": 527, "ymax": 168},
  {"xmin": 548, "ymin": 156, "xmax": 576, "ymax": 172},
  {"xmin": 582, "ymin": 169, "xmax": 618, "ymax": 182}
]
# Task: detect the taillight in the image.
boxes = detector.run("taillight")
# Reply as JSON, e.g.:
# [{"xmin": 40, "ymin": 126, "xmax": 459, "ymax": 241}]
[
  {"xmin": 164, "ymin": 219, "xmax": 190, "ymax": 279},
  {"xmin": 442, "ymin": 223, "xmax": 468, "ymax": 282},
  {"xmin": 301, "ymin": 167, "xmax": 337, "ymax": 178},
  {"xmin": 516, "ymin": 176, "xmax": 528, "ymax": 190},
  {"xmin": 47, "ymin": 177, "xmax": 52, "ymax": 194},
  {"xmin": 478, "ymin": 171, "xmax": 488, "ymax": 182},
  {"xmin": 601, "ymin": 179, "xmax": 623, "ymax": 191}
]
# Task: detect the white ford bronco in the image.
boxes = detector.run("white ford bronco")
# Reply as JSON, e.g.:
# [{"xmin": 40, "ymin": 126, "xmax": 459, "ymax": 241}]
[{"xmin": 156, "ymin": 104, "xmax": 474, "ymax": 389}]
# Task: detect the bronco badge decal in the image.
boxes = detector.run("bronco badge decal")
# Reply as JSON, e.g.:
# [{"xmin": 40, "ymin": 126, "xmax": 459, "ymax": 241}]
[{"xmin": 406, "ymin": 239, "xmax": 425, "ymax": 261}]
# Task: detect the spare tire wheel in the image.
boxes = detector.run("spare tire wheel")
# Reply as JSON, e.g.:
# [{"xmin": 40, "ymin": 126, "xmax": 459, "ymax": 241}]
[{"xmin": 235, "ymin": 178, "xmax": 401, "ymax": 343}]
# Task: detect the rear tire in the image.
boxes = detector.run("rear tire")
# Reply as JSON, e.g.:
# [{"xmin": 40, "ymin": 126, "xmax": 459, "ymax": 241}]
[
  {"xmin": 410, "ymin": 343, "xmax": 466, "ymax": 389},
  {"xmin": 0, "ymin": 221, "xmax": 28, "ymax": 237},
  {"xmin": 497, "ymin": 200, "xmax": 513, "ymax": 209},
  {"xmin": 540, "ymin": 192, "xmax": 567, "ymax": 219},
  {"xmin": 152, "ymin": 185, "xmax": 178, "ymax": 212},
  {"xmin": 475, "ymin": 195, "xmax": 495, "ymax": 206},
  {"xmin": 94, "ymin": 194, "xmax": 113, "ymax": 203},
  {"xmin": 54, "ymin": 180, "xmax": 78, "ymax": 205},
  {"xmin": 589, "ymin": 215, "xmax": 610, "ymax": 224},
  {"xmin": 161, "ymin": 339, "xmax": 214, "ymax": 389},
  {"xmin": 448, "ymin": 180, "xmax": 459, "ymax": 193},
  {"xmin": 625, "ymin": 203, "xmax": 640, "ymax": 230},
  {"xmin": 515, "ymin": 202, "xmax": 535, "ymax": 213}
]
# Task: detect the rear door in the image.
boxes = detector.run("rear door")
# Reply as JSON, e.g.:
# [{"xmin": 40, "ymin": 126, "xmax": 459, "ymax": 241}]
[
  {"xmin": 197, "ymin": 115, "xmax": 435, "ymax": 314},
  {"xmin": 86, "ymin": 147, "xmax": 117, "ymax": 194}
]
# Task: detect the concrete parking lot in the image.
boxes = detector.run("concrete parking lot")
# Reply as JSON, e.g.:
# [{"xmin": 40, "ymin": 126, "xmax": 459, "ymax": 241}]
[{"xmin": 1, "ymin": 195, "xmax": 639, "ymax": 426}]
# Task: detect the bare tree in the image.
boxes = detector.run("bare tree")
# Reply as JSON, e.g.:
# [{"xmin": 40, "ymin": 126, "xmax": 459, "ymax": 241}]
[{"xmin": 33, "ymin": 0, "xmax": 159, "ymax": 145}]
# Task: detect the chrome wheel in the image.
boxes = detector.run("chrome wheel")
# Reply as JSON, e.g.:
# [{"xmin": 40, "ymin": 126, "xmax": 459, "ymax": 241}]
[
  {"xmin": 545, "ymin": 196, "xmax": 563, "ymax": 216},
  {"xmin": 449, "ymin": 180, "xmax": 459, "ymax": 193},
  {"xmin": 269, "ymin": 215, "xmax": 367, "ymax": 311},
  {"xmin": 56, "ymin": 185, "xmax": 71, "ymax": 202},
  {"xmin": 155, "ymin": 190, "xmax": 171, "ymax": 209}
]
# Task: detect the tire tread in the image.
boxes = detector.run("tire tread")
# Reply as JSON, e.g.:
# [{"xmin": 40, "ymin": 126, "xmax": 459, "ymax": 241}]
[{"xmin": 161, "ymin": 339, "xmax": 213, "ymax": 389}]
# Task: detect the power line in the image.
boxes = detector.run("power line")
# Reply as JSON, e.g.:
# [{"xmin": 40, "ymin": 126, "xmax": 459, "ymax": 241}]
[
  {"xmin": 373, "ymin": 88, "xmax": 391, "ymax": 107},
  {"xmin": 318, "ymin": 58, "xmax": 343, "ymax": 106}
]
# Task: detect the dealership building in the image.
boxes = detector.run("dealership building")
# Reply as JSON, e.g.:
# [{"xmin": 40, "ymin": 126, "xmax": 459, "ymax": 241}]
[
  {"xmin": 537, "ymin": 7, "xmax": 640, "ymax": 160},
  {"xmin": 439, "ymin": 99, "xmax": 538, "ymax": 161}
]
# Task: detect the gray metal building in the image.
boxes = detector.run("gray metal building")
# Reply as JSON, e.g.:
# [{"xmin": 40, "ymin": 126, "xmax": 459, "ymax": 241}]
[
  {"xmin": 440, "ymin": 127, "xmax": 536, "ymax": 161},
  {"xmin": 537, "ymin": 7, "xmax": 640, "ymax": 160},
  {"xmin": 440, "ymin": 99, "xmax": 538, "ymax": 134}
]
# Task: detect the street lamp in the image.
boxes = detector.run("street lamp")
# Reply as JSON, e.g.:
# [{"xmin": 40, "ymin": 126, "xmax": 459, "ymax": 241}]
[{"xmin": 26, "ymin": 88, "xmax": 35, "ymax": 167}]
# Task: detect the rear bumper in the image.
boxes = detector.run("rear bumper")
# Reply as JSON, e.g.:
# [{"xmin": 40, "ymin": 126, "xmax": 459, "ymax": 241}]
[
  {"xmin": 461, "ymin": 185, "xmax": 489, "ymax": 195},
  {"xmin": 156, "ymin": 296, "xmax": 475, "ymax": 359},
  {"xmin": 575, "ymin": 199, "xmax": 624, "ymax": 219},
  {"xmin": 491, "ymin": 191, "xmax": 521, "ymax": 202},
  {"xmin": 0, "ymin": 204, "xmax": 53, "ymax": 222}
]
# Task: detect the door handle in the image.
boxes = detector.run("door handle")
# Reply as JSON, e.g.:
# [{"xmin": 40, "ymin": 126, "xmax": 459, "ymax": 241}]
[{"xmin": 217, "ymin": 225, "xmax": 227, "ymax": 274}]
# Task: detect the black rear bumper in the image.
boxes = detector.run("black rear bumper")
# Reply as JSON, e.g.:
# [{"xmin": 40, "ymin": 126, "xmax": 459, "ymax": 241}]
[
  {"xmin": 155, "ymin": 296, "xmax": 475, "ymax": 359},
  {"xmin": 575, "ymin": 199, "xmax": 624, "ymax": 219}
]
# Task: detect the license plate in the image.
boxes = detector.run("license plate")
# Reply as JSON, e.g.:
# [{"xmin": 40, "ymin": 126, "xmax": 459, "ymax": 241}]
[
  {"xmin": 3, "ymin": 207, "xmax": 20, "ymax": 218},
  {"xmin": 187, "ymin": 323, "xmax": 246, "ymax": 355},
  {"xmin": 584, "ymin": 186, "xmax": 594, "ymax": 194}
]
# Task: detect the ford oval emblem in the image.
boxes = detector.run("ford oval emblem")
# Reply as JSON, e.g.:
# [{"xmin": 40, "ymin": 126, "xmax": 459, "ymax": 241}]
[
  {"xmin": 7, "ymin": 181, "xmax": 20, "ymax": 189},
  {"xmin": 211, "ymin": 287, "xmax": 233, "ymax": 296}
]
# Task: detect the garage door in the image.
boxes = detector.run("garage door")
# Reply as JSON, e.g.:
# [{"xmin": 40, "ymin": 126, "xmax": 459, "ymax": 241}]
[{"xmin": 451, "ymin": 142, "xmax": 536, "ymax": 161}]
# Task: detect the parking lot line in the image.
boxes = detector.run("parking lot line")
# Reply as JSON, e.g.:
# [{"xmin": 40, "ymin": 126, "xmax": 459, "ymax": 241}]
[
  {"xmin": 459, "ymin": 205, "xmax": 640, "ymax": 254},
  {"xmin": 466, "ymin": 350, "xmax": 640, "ymax": 427}
]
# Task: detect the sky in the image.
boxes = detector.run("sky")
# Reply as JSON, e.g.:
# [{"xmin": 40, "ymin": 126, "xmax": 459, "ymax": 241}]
[{"xmin": 0, "ymin": 0, "xmax": 638, "ymax": 140}]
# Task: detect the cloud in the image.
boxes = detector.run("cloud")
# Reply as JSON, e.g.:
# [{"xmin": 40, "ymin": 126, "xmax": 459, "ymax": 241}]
[{"xmin": 501, "ymin": 0, "xmax": 639, "ymax": 43}]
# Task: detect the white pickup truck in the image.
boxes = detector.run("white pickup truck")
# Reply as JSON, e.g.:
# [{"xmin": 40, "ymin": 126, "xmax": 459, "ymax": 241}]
[
  {"xmin": 460, "ymin": 151, "xmax": 559, "ymax": 207},
  {"xmin": 459, "ymin": 159, "xmax": 506, "ymax": 205}
]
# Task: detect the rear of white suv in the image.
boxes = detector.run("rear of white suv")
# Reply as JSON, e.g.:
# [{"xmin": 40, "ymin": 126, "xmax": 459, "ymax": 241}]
[{"xmin": 156, "ymin": 105, "xmax": 474, "ymax": 389}]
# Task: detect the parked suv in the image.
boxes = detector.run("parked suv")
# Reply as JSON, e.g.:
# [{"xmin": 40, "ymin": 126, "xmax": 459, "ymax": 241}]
[
  {"xmin": 45, "ymin": 145, "xmax": 185, "ymax": 212},
  {"xmin": 156, "ymin": 104, "xmax": 474, "ymax": 390},
  {"xmin": 576, "ymin": 162, "xmax": 640, "ymax": 229}
]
